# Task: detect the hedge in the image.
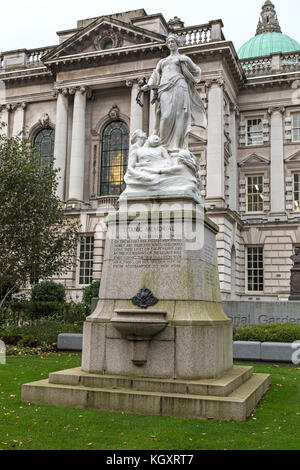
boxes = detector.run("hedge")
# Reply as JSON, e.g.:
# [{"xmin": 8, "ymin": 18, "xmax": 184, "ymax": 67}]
[
  {"xmin": 82, "ymin": 281, "xmax": 100, "ymax": 305},
  {"xmin": 0, "ymin": 320, "xmax": 83, "ymax": 347},
  {"xmin": 233, "ymin": 323, "xmax": 300, "ymax": 343},
  {"xmin": 2, "ymin": 301, "xmax": 89, "ymax": 324}
]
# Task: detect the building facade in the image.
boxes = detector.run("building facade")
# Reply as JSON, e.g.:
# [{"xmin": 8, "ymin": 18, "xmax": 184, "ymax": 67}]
[{"xmin": 1, "ymin": 1, "xmax": 300, "ymax": 301}]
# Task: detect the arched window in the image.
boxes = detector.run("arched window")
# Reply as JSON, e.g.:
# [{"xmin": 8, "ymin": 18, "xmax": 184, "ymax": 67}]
[
  {"xmin": 34, "ymin": 128, "xmax": 55, "ymax": 168},
  {"xmin": 100, "ymin": 121, "xmax": 129, "ymax": 196}
]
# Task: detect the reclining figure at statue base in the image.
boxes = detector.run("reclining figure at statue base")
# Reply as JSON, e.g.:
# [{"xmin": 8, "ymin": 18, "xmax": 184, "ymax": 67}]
[{"xmin": 121, "ymin": 131, "xmax": 202, "ymax": 200}]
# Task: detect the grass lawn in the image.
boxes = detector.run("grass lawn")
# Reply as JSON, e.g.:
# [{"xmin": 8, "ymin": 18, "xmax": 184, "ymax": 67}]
[{"xmin": 0, "ymin": 353, "xmax": 299, "ymax": 450}]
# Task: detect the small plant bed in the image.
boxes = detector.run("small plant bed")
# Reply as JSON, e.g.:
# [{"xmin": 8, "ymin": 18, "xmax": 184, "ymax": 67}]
[
  {"xmin": 233, "ymin": 323, "xmax": 300, "ymax": 343},
  {"xmin": 0, "ymin": 354, "xmax": 299, "ymax": 450}
]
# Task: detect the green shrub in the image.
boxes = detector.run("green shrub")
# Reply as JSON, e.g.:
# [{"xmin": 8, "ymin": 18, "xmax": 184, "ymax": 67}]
[
  {"xmin": 31, "ymin": 281, "xmax": 66, "ymax": 303},
  {"xmin": 0, "ymin": 320, "xmax": 83, "ymax": 348},
  {"xmin": 0, "ymin": 329, "xmax": 23, "ymax": 345},
  {"xmin": 2, "ymin": 300, "xmax": 88, "ymax": 325},
  {"xmin": 10, "ymin": 301, "xmax": 65, "ymax": 321},
  {"xmin": 19, "ymin": 335, "xmax": 39, "ymax": 348},
  {"xmin": 62, "ymin": 302, "xmax": 89, "ymax": 323},
  {"xmin": 233, "ymin": 323, "xmax": 300, "ymax": 343},
  {"xmin": 82, "ymin": 281, "xmax": 100, "ymax": 305}
]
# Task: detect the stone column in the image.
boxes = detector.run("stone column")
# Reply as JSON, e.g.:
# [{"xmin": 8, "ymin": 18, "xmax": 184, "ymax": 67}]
[
  {"xmin": 0, "ymin": 104, "xmax": 11, "ymax": 136},
  {"xmin": 228, "ymin": 104, "xmax": 239, "ymax": 211},
  {"xmin": 68, "ymin": 86, "xmax": 89, "ymax": 203},
  {"xmin": 205, "ymin": 78, "xmax": 225, "ymax": 207},
  {"xmin": 12, "ymin": 102, "xmax": 26, "ymax": 136},
  {"xmin": 53, "ymin": 88, "xmax": 69, "ymax": 201},
  {"xmin": 269, "ymin": 106, "xmax": 285, "ymax": 218},
  {"xmin": 126, "ymin": 79, "xmax": 143, "ymax": 138}
]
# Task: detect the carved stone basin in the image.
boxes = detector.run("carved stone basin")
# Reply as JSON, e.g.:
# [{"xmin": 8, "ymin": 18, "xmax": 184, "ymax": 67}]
[
  {"xmin": 111, "ymin": 309, "xmax": 168, "ymax": 340},
  {"xmin": 111, "ymin": 309, "xmax": 168, "ymax": 366}
]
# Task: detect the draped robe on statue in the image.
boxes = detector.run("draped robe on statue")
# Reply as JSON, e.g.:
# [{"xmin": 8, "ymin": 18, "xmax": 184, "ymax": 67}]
[{"xmin": 148, "ymin": 55, "xmax": 207, "ymax": 152}]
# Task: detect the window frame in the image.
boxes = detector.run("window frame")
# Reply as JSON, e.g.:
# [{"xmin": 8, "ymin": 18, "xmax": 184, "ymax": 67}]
[
  {"xmin": 246, "ymin": 246, "xmax": 264, "ymax": 294},
  {"xmin": 292, "ymin": 113, "xmax": 300, "ymax": 143},
  {"xmin": 292, "ymin": 172, "xmax": 300, "ymax": 212},
  {"xmin": 99, "ymin": 120, "xmax": 129, "ymax": 197},
  {"xmin": 33, "ymin": 127, "xmax": 55, "ymax": 168},
  {"xmin": 246, "ymin": 174, "xmax": 264, "ymax": 214},
  {"xmin": 77, "ymin": 234, "xmax": 94, "ymax": 287},
  {"xmin": 246, "ymin": 118, "xmax": 263, "ymax": 147}
]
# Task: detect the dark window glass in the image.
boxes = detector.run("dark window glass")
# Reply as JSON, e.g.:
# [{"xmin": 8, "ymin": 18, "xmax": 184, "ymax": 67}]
[
  {"xmin": 247, "ymin": 175, "xmax": 264, "ymax": 212},
  {"xmin": 293, "ymin": 173, "xmax": 300, "ymax": 210},
  {"xmin": 292, "ymin": 114, "xmax": 300, "ymax": 142},
  {"xmin": 247, "ymin": 119, "xmax": 263, "ymax": 146},
  {"xmin": 247, "ymin": 247, "xmax": 264, "ymax": 292},
  {"xmin": 79, "ymin": 236, "xmax": 94, "ymax": 285},
  {"xmin": 34, "ymin": 128, "xmax": 55, "ymax": 168},
  {"xmin": 100, "ymin": 121, "xmax": 129, "ymax": 196}
]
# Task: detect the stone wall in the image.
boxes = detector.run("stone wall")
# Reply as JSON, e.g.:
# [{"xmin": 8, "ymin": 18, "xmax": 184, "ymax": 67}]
[{"xmin": 222, "ymin": 300, "xmax": 300, "ymax": 325}]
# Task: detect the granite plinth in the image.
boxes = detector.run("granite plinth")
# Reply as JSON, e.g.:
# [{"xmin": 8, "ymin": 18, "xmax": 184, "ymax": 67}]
[{"xmin": 21, "ymin": 365, "xmax": 270, "ymax": 422}]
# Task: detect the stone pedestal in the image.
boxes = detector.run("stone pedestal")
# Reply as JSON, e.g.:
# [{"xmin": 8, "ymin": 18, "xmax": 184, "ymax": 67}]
[
  {"xmin": 289, "ymin": 252, "xmax": 300, "ymax": 301},
  {"xmin": 82, "ymin": 195, "xmax": 232, "ymax": 380},
  {"xmin": 22, "ymin": 194, "xmax": 270, "ymax": 421},
  {"xmin": 289, "ymin": 268, "xmax": 300, "ymax": 301}
]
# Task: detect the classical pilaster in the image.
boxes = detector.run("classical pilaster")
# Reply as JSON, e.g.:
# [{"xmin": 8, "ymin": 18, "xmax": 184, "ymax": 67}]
[
  {"xmin": 68, "ymin": 86, "xmax": 90, "ymax": 203},
  {"xmin": 12, "ymin": 102, "xmax": 26, "ymax": 136},
  {"xmin": 205, "ymin": 78, "xmax": 225, "ymax": 207},
  {"xmin": 268, "ymin": 106, "xmax": 286, "ymax": 218},
  {"xmin": 0, "ymin": 104, "xmax": 11, "ymax": 136},
  {"xmin": 228, "ymin": 104, "xmax": 239, "ymax": 212},
  {"xmin": 126, "ymin": 79, "xmax": 144, "ymax": 138},
  {"xmin": 53, "ymin": 88, "xmax": 69, "ymax": 201}
]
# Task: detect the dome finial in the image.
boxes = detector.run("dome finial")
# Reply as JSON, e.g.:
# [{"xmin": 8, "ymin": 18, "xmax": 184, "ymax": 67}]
[{"xmin": 256, "ymin": 0, "xmax": 282, "ymax": 35}]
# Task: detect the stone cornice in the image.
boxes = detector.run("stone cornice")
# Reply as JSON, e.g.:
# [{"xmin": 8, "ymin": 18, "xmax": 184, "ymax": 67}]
[
  {"xmin": 0, "ymin": 40, "xmax": 245, "ymax": 90},
  {"xmin": 205, "ymin": 207, "xmax": 244, "ymax": 228},
  {"xmin": 242, "ymin": 72, "xmax": 300, "ymax": 90},
  {"xmin": 0, "ymin": 66, "xmax": 52, "ymax": 85},
  {"xmin": 44, "ymin": 40, "xmax": 245, "ymax": 86}
]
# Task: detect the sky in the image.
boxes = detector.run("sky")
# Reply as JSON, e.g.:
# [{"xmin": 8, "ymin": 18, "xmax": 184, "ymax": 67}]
[{"xmin": 1, "ymin": 0, "xmax": 299, "ymax": 54}]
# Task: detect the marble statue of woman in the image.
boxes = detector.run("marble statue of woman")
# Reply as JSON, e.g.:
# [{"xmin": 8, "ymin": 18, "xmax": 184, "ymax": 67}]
[{"xmin": 142, "ymin": 33, "xmax": 207, "ymax": 152}]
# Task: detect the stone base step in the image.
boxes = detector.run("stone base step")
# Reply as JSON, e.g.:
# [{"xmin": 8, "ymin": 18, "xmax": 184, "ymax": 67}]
[
  {"xmin": 22, "ymin": 369, "xmax": 270, "ymax": 422},
  {"xmin": 48, "ymin": 365, "xmax": 253, "ymax": 397}
]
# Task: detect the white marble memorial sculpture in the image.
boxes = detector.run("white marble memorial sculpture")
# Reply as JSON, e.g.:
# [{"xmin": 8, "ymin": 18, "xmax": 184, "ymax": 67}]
[{"xmin": 121, "ymin": 34, "xmax": 207, "ymax": 201}]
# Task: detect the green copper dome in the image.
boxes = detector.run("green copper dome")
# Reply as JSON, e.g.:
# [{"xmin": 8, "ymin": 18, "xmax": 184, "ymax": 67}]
[{"xmin": 238, "ymin": 32, "xmax": 300, "ymax": 59}]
